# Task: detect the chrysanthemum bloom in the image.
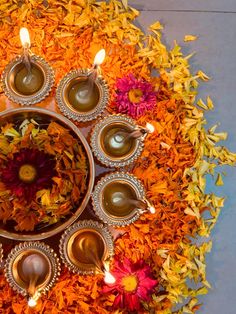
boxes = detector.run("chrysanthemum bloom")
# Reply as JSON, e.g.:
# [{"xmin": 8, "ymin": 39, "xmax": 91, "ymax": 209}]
[
  {"xmin": 0, "ymin": 148, "xmax": 57, "ymax": 201},
  {"xmin": 103, "ymin": 258, "xmax": 157, "ymax": 311},
  {"xmin": 115, "ymin": 74, "xmax": 156, "ymax": 118}
]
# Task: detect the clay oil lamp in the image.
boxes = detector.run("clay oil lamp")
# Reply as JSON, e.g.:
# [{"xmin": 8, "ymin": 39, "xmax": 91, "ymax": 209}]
[
  {"xmin": 59, "ymin": 220, "xmax": 115, "ymax": 283},
  {"xmin": 4, "ymin": 242, "xmax": 60, "ymax": 307},
  {"xmin": 91, "ymin": 172, "xmax": 155, "ymax": 227},
  {"xmin": 56, "ymin": 49, "xmax": 109, "ymax": 122},
  {"xmin": 1, "ymin": 28, "xmax": 54, "ymax": 105},
  {"xmin": 91, "ymin": 114, "xmax": 154, "ymax": 168}
]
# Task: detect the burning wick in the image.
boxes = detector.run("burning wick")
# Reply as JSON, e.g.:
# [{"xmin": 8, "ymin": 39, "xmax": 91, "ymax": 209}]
[
  {"xmin": 144, "ymin": 198, "xmax": 156, "ymax": 214},
  {"xmin": 112, "ymin": 194, "xmax": 155, "ymax": 215},
  {"xmin": 28, "ymin": 297, "xmax": 37, "ymax": 308},
  {"xmin": 104, "ymin": 270, "xmax": 116, "ymax": 284},
  {"xmin": 78, "ymin": 49, "xmax": 106, "ymax": 100},
  {"xmin": 84, "ymin": 244, "xmax": 116, "ymax": 284},
  {"xmin": 103, "ymin": 261, "xmax": 116, "ymax": 284},
  {"xmin": 90, "ymin": 49, "xmax": 106, "ymax": 80},
  {"xmin": 27, "ymin": 290, "xmax": 41, "ymax": 308},
  {"xmin": 146, "ymin": 122, "xmax": 155, "ymax": 133},
  {"xmin": 87, "ymin": 249, "xmax": 116, "ymax": 283},
  {"xmin": 126, "ymin": 198, "xmax": 156, "ymax": 214},
  {"xmin": 114, "ymin": 122, "xmax": 155, "ymax": 144},
  {"xmin": 20, "ymin": 27, "xmax": 32, "ymax": 83}
]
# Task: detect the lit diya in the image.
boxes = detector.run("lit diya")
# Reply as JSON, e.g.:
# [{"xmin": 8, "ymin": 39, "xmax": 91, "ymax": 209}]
[
  {"xmin": 91, "ymin": 172, "xmax": 155, "ymax": 227},
  {"xmin": 56, "ymin": 49, "xmax": 109, "ymax": 122},
  {"xmin": 91, "ymin": 114, "xmax": 154, "ymax": 168},
  {"xmin": 59, "ymin": 220, "xmax": 115, "ymax": 282},
  {"xmin": 1, "ymin": 28, "xmax": 54, "ymax": 105},
  {"xmin": 4, "ymin": 242, "xmax": 60, "ymax": 307}
]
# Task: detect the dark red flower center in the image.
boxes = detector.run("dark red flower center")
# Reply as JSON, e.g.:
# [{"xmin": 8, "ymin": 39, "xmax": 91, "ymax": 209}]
[
  {"xmin": 0, "ymin": 148, "xmax": 57, "ymax": 201},
  {"xmin": 18, "ymin": 164, "xmax": 37, "ymax": 183}
]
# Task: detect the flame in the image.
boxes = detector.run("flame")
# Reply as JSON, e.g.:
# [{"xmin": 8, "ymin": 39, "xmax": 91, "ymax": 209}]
[
  {"xmin": 93, "ymin": 49, "xmax": 106, "ymax": 66},
  {"xmin": 146, "ymin": 122, "xmax": 155, "ymax": 134},
  {"xmin": 144, "ymin": 198, "xmax": 156, "ymax": 214},
  {"xmin": 149, "ymin": 206, "xmax": 156, "ymax": 214},
  {"xmin": 104, "ymin": 270, "xmax": 116, "ymax": 284},
  {"xmin": 27, "ymin": 290, "xmax": 40, "ymax": 308},
  {"xmin": 103, "ymin": 261, "xmax": 116, "ymax": 284},
  {"xmin": 28, "ymin": 297, "xmax": 37, "ymax": 307},
  {"xmin": 20, "ymin": 27, "xmax": 31, "ymax": 48}
]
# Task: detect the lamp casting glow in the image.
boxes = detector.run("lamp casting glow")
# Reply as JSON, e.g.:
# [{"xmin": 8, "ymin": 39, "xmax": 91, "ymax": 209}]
[
  {"xmin": 104, "ymin": 270, "xmax": 116, "ymax": 284},
  {"xmin": 144, "ymin": 198, "xmax": 156, "ymax": 214},
  {"xmin": 28, "ymin": 297, "xmax": 37, "ymax": 307},
  {"xmin": 146, "ymin": 122, "xmax": 155, "ymax": 134},
  {"xmin": 93, "ymin": 49, "xmax": 106, "ymax": 66},
  {"xmin": 20, "ymin": 28, "xmax": 31, "ymax": 49},
  {"xmin": 27, "ymin": 290, "xmax": 41, "ymax": 308},
  {"xmin": 149, "ymin": 206, "xmax": 156, "ymax": 214}
]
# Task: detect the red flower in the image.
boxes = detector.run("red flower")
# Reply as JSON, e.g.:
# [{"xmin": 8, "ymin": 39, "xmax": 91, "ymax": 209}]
[
  {"xmin": 115, "ymin": 74, "xmax": 156, "ymax": 118},
  {"xmin": 0, "ymin": 148, "xmax": 57, "ymax": 201},
  {"xmin": 103, "ymin": 258, "xmax": 157, "ymax": 311}
]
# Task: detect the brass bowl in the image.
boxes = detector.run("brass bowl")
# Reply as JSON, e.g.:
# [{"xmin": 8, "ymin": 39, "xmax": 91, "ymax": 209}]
[
  {"xmin": 0, "ymin": 107, "xmax": 95, "ymax": 241},
  {"xmin": 91, "ymin": 115, "xmax": 144, "ymax": 168},
  {"xmin": 4, "ymin": 241, "xmax": 60, "ymax": 297},
  {"xmin": 0, "ymin": 242, "xmax": 3, "ymax": 265},
  {"xmin": 1, "ymin": 55, "xmax": 54, "ymax": 105},
  {"xmin": 91, "ymin": 172, "xmax": 145, "ymax": 226},
  {"xmin": 56, "ymin": 69, "xmax": 109, "ymax": 122},
  {"xmin": 59, "ymin": 220, "xmax": 114, "ymax": 275}
]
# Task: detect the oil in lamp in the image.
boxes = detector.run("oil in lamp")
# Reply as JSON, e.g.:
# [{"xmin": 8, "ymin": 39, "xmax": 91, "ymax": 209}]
[
  {"xmin": 4, "ymin": 242, "xmax": 61, "ymax": 307},
  {"xmin": 91, "ymin": 172, "xmax": 155, "ymax": 227},
  {"xmin": 91, "ymin": 114, "xmax": 155, "ymax": 168},
  {"xmin": 59, "ymin": 220, "xmax": 115, "ymax": 283},
  {"xmin": 1, "ymin": 27, "xmax": 54, "ymax": 105},
  {"xmin": 56, "ymin": 49, "xmax": 109, "ymax": 122}
]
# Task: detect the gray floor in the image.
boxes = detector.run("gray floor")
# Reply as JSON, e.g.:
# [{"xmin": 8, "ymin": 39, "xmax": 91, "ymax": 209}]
[{"xmin": 133, "ymin": 1, "xmax": 236, "ymax": 313}]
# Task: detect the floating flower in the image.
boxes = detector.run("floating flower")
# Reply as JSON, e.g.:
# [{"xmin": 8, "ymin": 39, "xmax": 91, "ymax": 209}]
[
  {"xmin": 103, "ymin": 258, "xmax": 157, "ymax": 311},
  {"xmin": 114, "ymin": 74, "xmax": 156, "ymax": 118},
  {"xmin": 1, "ymin": 148, "xmax": 57, "ymax": 201}
]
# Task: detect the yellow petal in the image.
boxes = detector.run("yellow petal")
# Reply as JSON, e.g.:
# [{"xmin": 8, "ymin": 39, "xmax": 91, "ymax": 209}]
[
  {"xmin": 149, "ymin": 21, "xmax": 163, "ymax": 31},
  {"xmin": 207, "ymin": 96, "xmax": 214, "ymax": 109},
  {"xmin": 121, "ymin": 0, "xmax": 128, "ymax": 10},
  {"xmin": 184, "ymin": 35, "xmax": 198, "ymax": 42},
  {"xmin": 215, "ymin": 173, "xmax": 224, "ymax": 186}
]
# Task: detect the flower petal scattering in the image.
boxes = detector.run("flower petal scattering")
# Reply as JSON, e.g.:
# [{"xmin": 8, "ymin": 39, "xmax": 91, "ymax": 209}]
[
  {"xmin": 0, "ymin": 0, "xmax": 235, "ymax": 313},
  {"xmin": 103, "ymin": 258, "xmax": 157, "ymax": 311},
  {"xmin": 114, "ymin": 74, "xmax": 156, "ymax": 118}
]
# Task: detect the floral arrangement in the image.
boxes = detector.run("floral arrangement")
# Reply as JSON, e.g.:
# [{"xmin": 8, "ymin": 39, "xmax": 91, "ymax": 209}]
[
  {"xmin": 0, "ymin": 0, "xmax": 235, "ymax": 313},
  {"xmin": 114, "ymin": 74, "xmax": 156, "ymax": 118},
  {"xmin": 0, "ymin": 119, "xmax": 88, "ymax": 231},
  {"xmin": 102, "ymin": 258, "xmax": 158, "ymax": 311}
]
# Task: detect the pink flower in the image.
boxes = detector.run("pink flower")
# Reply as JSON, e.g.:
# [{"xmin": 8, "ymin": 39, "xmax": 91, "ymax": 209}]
[
  {"xmin": 114, "ymin": 74, "xmax": 156, "ymax": 118},
  {"xmin": 103, "ymin": 258, "xmax": 157, "ymax": 311},
  {"xmin": 0, "ymin": 148, "xmax": 56, "ymax": 201}
]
